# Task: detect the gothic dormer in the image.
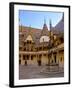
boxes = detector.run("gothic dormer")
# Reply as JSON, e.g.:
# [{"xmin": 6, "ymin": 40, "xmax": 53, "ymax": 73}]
[
  {"xmin": 25, "ymin": 25, "xmax": 34, "ymax": 42},
  {"xmin": 43, "ymin": 19, "xmax": 48, "ymax": 31},
  {"xmin": 41, "ymin": 18, "xmax": 49, "ymax": 36},
  {"xmin": 40, "ymin": 19, "xmax": 50, "ymax": 43}
]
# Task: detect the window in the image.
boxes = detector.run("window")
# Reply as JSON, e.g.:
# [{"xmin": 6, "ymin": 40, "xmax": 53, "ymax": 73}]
[
  {"xmin": 39, "ymin": 47, "xmax": 42, "ymax": 51},
  {"xmin": 27, "ymin": 55, "xmax": 29, "ymax": 60},
  {"xmin": 30, "ymin": 41, "xmax": 31, "ymax": 44},
  {"xmin": 23, "ymin": 55, "xmax": 25, "ymax": 60},
  {"xmin": 54, "ymin": 55, "xmax": 56, "ymax": 63},
  {"xmin": 27, "ymin": 40, "xmax": 29, "ymax": 44},
  {"xmin": 31, "ymin": 55, "xmax": 33, "ymax": 60},
  {"xmin": 24, "ymin": 48, "xmax": 26, "ymax": 51},
  {"xmin": 19, "ymin": 59, "xmax": 21, "ymax": 64}
]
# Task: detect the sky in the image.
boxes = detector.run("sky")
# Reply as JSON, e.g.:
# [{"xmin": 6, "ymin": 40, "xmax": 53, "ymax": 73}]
[{"xmin": 19, "ymin": 10, "xmax": 63, "ymax": 30}]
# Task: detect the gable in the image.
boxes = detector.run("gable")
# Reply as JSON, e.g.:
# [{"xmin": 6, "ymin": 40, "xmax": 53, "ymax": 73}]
[{"xmin": 25, "ymin": 35, "xmax": 33, "ymax": 42}]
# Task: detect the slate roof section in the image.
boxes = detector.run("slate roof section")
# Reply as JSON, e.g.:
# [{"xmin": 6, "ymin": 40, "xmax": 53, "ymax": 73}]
[{"xmin": 52, "ymin": 14, "xmax": 64, "ymax": 33}]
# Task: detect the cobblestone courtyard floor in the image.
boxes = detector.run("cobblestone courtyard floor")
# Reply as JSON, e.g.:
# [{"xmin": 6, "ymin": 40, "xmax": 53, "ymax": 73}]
[{"xmin": 19, "ymin": 65, "xmax": 64, "ymax": 79}]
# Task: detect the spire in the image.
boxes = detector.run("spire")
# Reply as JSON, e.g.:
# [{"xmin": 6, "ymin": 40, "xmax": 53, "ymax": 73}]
[
  {"xmin": 43, "ymin": 17, "xmax": 48, "ymax": 30},
  {"xmin": 41, "ymin": 18, "xmax": 48, "ymax": 36},
  {"xmin": 49, "ymin": 19, "xmax": 53, "ymax": 41},
  {"xmin": 44, "ymin": 17, "xmax": 46, "ymax": 24},
  {"xmin": 49, "ymin": 19, "xmax": 52, "ymax": 31}
]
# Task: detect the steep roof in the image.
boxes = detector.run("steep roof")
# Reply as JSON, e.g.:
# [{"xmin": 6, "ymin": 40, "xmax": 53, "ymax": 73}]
[
  {"xmin": 53, "ymin": 14, "xmax": 64, "ymax": 33},
  {"xmin": 19, "ymin": 26, "xmax": 41, "ymax": 45},
  {"xmin": 41, "ymin": 22, "xmax": 49, "ymax": 36}
]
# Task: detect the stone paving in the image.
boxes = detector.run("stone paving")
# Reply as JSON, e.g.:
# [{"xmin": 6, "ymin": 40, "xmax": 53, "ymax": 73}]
[{"xmin": 19, "ymin": 65, "xmax": 64, "ymax": 79}]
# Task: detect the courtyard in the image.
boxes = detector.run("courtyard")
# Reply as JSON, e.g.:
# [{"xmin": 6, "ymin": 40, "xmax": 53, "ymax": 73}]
[{"xmin": 19, "ymin": 65, "xmax": 64, "ymax": 79}]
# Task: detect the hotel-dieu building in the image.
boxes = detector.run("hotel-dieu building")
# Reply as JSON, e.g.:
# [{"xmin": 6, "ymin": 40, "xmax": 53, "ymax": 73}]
[{"xmin": 19, "ymin": 14, "xmax": 64, "ymax": 68}]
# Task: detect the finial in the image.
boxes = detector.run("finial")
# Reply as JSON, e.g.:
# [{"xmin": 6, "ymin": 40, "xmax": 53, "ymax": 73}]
[
  {"xmin": 49, "ymin": 19, "xmax": 52, "ymax": 31},
  {"xmin": 44, "ymin": 17, "xmax": 46, "ymax": 24}
]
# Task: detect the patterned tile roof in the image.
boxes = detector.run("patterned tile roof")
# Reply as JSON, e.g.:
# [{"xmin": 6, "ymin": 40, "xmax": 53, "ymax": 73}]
[
  {"xmin": 19, "ymin": 15, "xmax": 64, "ymax": 46},
  {"xmin": 19, "ymin": 26, "xmax": 41, "ymax": 44}
]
